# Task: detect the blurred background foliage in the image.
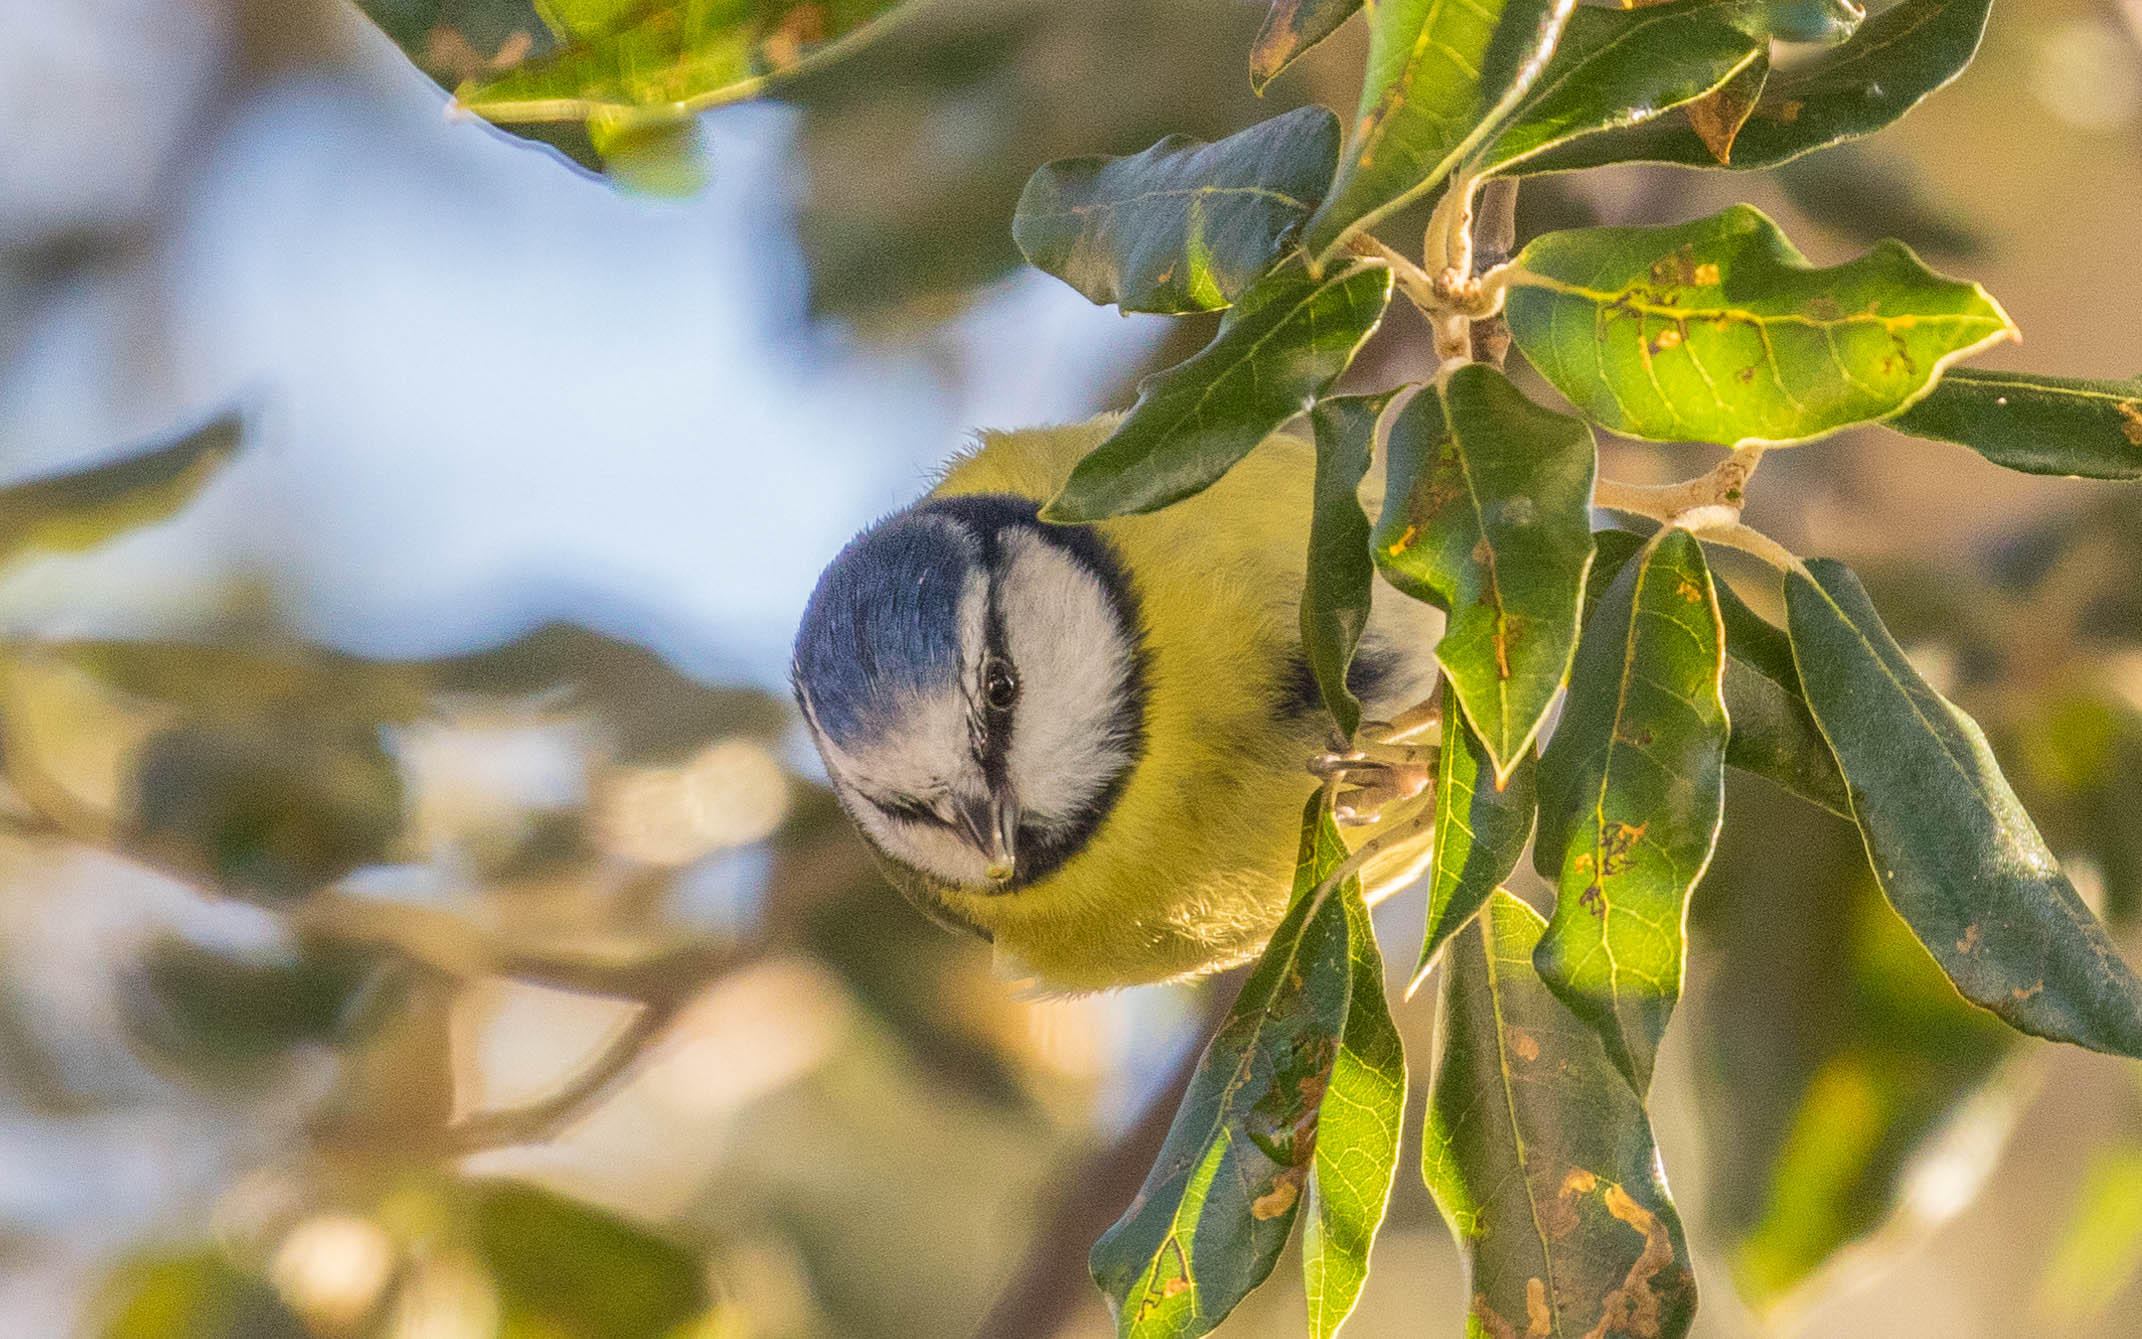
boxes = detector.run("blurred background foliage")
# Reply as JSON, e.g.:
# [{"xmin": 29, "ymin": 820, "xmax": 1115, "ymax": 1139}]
[{"xmin": 3, "ymin": 0, "xmax": 2142, "ymax": 1336}]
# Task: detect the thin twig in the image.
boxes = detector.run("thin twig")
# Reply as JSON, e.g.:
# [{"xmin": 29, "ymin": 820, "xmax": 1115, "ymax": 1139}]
[{"xmin": 1470, "ymin": 178, "xmax": 1519, "ymax": 367}]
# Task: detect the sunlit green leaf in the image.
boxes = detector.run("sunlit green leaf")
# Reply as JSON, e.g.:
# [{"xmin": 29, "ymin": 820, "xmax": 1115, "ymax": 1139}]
[
  {"xmin": 1696, "ymin": 791, "xmax": 2021, "ymax": 1310},
  {"xmin": 1424, "ymin": 891, "xmax": 1698, "ymax": 1339},
  {"xmin": 1043, "ymin": 264, "xmax": 1393, "ymax": 522},
  {"xmin": 95, "ymin": 1250, "xmax": 307, "ymax": 1339},
  {"xmin": 476, "ymin": 1181, "xmax": 712, "ymax": 1339},
  {"xmin": 1412, "ymin": 678, "xmax": 1537, "ymax": 993},
  {"xmin": 1535, "ymin": 528, "xmax": 1727, "ymax": 1093},
  {"xmin": 1091, "ymin": 800, "xmax": 1360, "ymax": 1338},
  {"xmin": 1892, "ymin": 368, "xmax": 2142, "ymax": 480},
  {"xmin": 1371, "ymin": 364, "xmax": 1595, "ymax": 779},
  {"xmin": 1506, "ymin": 205, "xmax": 2015, "ymax": 446},
  {"xmin": 1589, "ymin": 529, "xmax": 1848, "ymax": 817},
  {"xmin": 1302, "ymin": 0, "xmax": 1579, "ymax": 260},
  {"xmin": 1303, "ymin": 393, "xmax": 1397, "ymax": 737},
  {"xmin": 1303, "ymin": 881, "xmax": 1406, "ymax": 1338},
  {"xmin": 1517, "ymin": 0, "xmax": 1993, "ymax": 173},
  {"xmin": 0, "ymin": 412, "xmax": 242, "ymax": 569},
  {"xmin": 2037, "ymin": 1144, "xmax": 2142, "ymax": 1328},
  {"xmin": 1014, "ymin": 107, "xmax": 1341, "ymax": 314},
  {"xmin": 1473, "ymin": 0, "xmax": 1765, "ymax": 176},
  {"xmin": 1785, "ymin": 559, "xmax": 2142, "ymax": 1059},
  {"xmin": 1251, "ymin": 0, "xmax": 1366, "ymax": 92},
  {"xmin": 454, "ymin": 1, "xmax": 914, "ymax": 125}
]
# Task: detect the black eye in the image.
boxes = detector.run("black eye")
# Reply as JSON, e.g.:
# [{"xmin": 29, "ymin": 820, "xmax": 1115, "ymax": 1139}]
[{"xmin": 983, "ymin": 660, "xmax": 1020, "ymax": 712}]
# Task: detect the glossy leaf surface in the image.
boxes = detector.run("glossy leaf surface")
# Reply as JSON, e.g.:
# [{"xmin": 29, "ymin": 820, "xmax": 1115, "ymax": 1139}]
[
  {"xmin": 1044, "ymin": 264, "xmax": 1393, "ymax": 522},
  {"xmin": 1303, "ymin": 0, "xmax": 1579, "ymax": 259},
  {"xmin": 1697, "ymin": 792, "xmax": 2020, "ymax": 1310},
  {"xmin": 1371, "ymin": 364, "xmax": 1596, "ymax": 779},
  {"xmin": 1424, "ymin": 892, "xmax": 1698, "ymax": 1339},
  {"xmin": 1303, "ymin": 393, "xmax": 1396, "ymax": 737},
  {"xmin": 1535, "ymin": 529, "xmax": 1727, "ymax": 1093},
  {"xmin": 1013, "ymin": 107, "xmax": 1342, "ymax": 314},
  {"xmin": 1518, "ymin": 0, "xmax": 1993, "ymax": 173},
  {"xmin": 1303, "ymin": 882, "xmax": 1407, "ymax": 1338},
  {"xmin": 1786, "ymin": 559, "xmax": 2142, "ymax": 1059},
  {"xmin": 1412, "ymin": 678, "xmax": 1538, "ymax": 993},
  {"xmin": 0, "ymin": 412, "xmax": 242, "ymax": 570},
  {"xmin": 1252, "ymin": 0, "xmax": 1366, "ymax": 91},
  {"xmin": 1589, "ymin": 529, "xmax": 1848, "ymax": 817},
  {"xmin": 1091, "ymin": 802, "xmax": 1360, "ymax": 1337},
  {"xmin": 1893, "ymin": 368, "xmax": 2142, "ymax": 479},
  {"xmin": 1473, "ymin": 0, "xmax": 1765, "ymax": 176},
  {"xmin": 1507, "ymin": 205, "xmax": 2015, "ymax": 446}
]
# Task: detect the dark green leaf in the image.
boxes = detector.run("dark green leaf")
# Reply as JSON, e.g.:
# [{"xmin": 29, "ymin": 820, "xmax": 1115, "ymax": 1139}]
[
  {"xmin": 1506, "ymin": 205, "xmax": 2015, "ymax": 446},
  {"xmin": 1043, "ymin": 265, "xmax": 1393, "ymax": 522},
  {"xmin": 1517, "ymin": 0, "xmax": 1993, "ymax": 173},
  {"xmin": 476, "ymin": 1182, "xmax": 711, "ymax": 1339},
  {"xmin": 1412, "ymin": 678, "xmax": 1538, "ymax": 992},
  {"xmin": 1091, "ymin": 800, "xmax": 1357, "ymax": 1338},
  {"xmin": 1302, "ymin": 0, "xmax": 1579, "ymax": 259},
  {"xmin": 1534, "ymin": 528, "xmax": 1727, "ymax": 1093},
  {"xmin": 1588, "ymin": 529, "xmax": 1849, "ymax": 817},
  {"xmin": 1013, "ymin": 107, "xmax": 1342, "ymax": 314},
  {"xmin": 1785, "ymin": 559, "xmax": 2142, "ymax": 1059},
  {"xmin": 1251, "ymin": 0, "xmax": 1366, "ymax": 92},
  {"xmin": 1303, "ymin": 882, "xmax": 1407, "ymax": 1338},
  {"xmin": 122, "ymin": 937, "xmax": 382, "ymax": 1083},
  {"xmin": 1303, "ymin": 393, "xmax": 1397, "ymax": 737},
  {"xmin": 1759, "ymin": 0, "xmax": 1866, "ymax": 44},
  {"xmin": 1696, "ymin": 787, "xmax": 2019, "ymax": 1309},
  {"xmin": 1892, "ymin": 368, "xmax": 2142, "ymax": 479},
  {"xmin": 1473, "ymin": 0, "xmax": 1766, "ymax": 176},
  {"xmin": 1424, "ymin": 891, "xmax": 1698, "ymax": 1339},
  {"xmin": 95, "ymin": 1251, "xmax": 308, "ymax": 1339},
  {"xmin": 1371, "ymin": 364, "xmax": 1596, "ymax": 780},
  {"xmin": 0, "ymin": 411, "xmax": 242, "ymax": 568}
]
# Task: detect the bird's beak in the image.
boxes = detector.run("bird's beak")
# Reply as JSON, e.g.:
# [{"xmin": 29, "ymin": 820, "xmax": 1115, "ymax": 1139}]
[{"xmin": 956, "ymin": 792, "xmax": 1020, "ymax": 885}]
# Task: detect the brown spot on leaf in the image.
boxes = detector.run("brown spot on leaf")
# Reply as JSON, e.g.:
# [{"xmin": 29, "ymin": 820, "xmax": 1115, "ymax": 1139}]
[
  {"xmin": 1475, "ymin": 1294, "xmax": 1522, "ymax": 1339},
  {"xmin": 2013, "ymin": 980, "xmax": 2044, "ymax": 1002},
  {"xmin": 1511, "ymin": 1028, "xmax": 1541, "ymax": 1062},
  {"xmin": 1674, "ymin": 576, "xmax": 1702, "ymax": 603},
  {"xmin": 1253, "ymin": 1166, "xmax": 1304, "ymax": 1220},
  {"xmin": 1600, "ymin": 822, "xmax": 1646, "ymax": 876},
  {"xmin": 1582, "ymin": 1184, "xmax": 1679, "ymax": 1339},
  {"xmin": 1807, "ymin": 296, "xmax": 1844, "ymax": 321},
  {"xmin": 1736, "ymin": 366, "xmax": 1756, "ymax": 384},
  {"xmin": 1527, "ymin": 1276, "xmax": 1553, "ymax": 1336},
  {"xmin": 1649, "ymin": 328, "xmax": 1683, "ymax": 354},
  {"xmin": 1163, "ymin": 1276, "xmax": 1191, "ymax": 1298},
  {"xmin": 1692, "ymin": 263, "xmax": 1720, "ymax": 286},
  {"xmin": 1958, "ymin": 923, "xmax": 1981, "ymax": 954},
  {"xmin": 762, "ymin": 4, "xmax": 830, "ymax": 69},
  {"xmin": 1386, "ymin": 524, "xmax": 1419, "ymax": 556},
  {"xmin": 2118, "ymin": 400, "xmax": 2142, "ymax": 446}
]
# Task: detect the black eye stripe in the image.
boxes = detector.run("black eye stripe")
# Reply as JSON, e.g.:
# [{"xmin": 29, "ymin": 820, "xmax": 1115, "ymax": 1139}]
[{"xmin": 869, "ymin": 792, "xmax": 952, "ymax": 830}]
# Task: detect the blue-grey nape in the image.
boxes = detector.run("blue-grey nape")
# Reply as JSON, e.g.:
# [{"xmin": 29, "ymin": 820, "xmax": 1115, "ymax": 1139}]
[{"xmin": 793, "ymin": 494, "xmax": 1140, "ymax": 749}]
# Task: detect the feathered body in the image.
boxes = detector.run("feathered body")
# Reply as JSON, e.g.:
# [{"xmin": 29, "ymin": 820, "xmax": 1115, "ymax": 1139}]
[{"xmin": 795, "ymin": 416, "xmax": 1437, "ymax": 991}]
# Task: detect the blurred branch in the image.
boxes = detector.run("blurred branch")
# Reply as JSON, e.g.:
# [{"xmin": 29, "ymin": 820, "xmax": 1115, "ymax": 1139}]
[
  {"xmin": 968, "ymin": 974, "xmax": 1240, "ymax": 1339},
  {"xmin": 1468, "ymin": 178, "xmax": 1518, "ymax": 368},
  {"xmin": 441, "ymin": 993, "xmax": 683, "ymax": 1153}
]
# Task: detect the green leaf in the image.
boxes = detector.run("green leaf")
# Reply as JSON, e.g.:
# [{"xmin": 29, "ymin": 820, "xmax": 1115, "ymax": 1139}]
[
  {"xmin": 1517, "ymin": 0, "xmax": 1993, "ymax": 173},
  {"xmin": 1043, "ymin": 265, "xmax": 1393, "ymax": 522},
  {"xmin": 95, "ymin": 1251, "xmax": 307, "ymax": 1339},
  {"xmin": 1472, "ymin": 0, "xmax": 1766, "ymax": 177},
  {"xmin": 1588, "ymin": 529, "xmax": 1849, "ymax": 817},
  {"xmin": 122, "ymin": 937, "xmax": 382, "ymax": 1084},
  {"xmin": 1534, "ymin": 528, "xmax": 1727, "ymax": 1093},
  {"xmin": 0, "ymin": 412, "xmax": 242, "ymax": 569},
  {"xmin": 1371, "ymin": 364, "xmax": 1596, "ymax": 780},
  {"xmin": 476, "ymin": 1182, "xmax": 712, "ymax": 1339},
  {"xmin": 453, "ymin": 1, "xmax": 915, "ymax": 127},
  {"xmin": 1506, "ymin": 204, "xmax": 2016, "ymax": 447},
  {"xmin": 1302, "ymin": 0, "xmax": 1579, "ymax": 259},
  {"xmin": 1891, "ymin": 368, "xmax": 2142, "ymax": 479},
  {"xmin": 1785, "ymin": 559, "xmax": 2142, "ymax": 1059},
  {"xmin": 1696, "ymin": 791, "xmax": 2020, "ymax": 1310},
  {"xmin": 1013, "ymin": 107, "xmax": 1342, "ymax": 315},
  {"xmin": 1759, "ymin": 0, "xmax": 1866, "ymax": 44},
  {"xmin": 1424, "ymin": 891, "xmax": 1699, "ymax": 1339},
  {"xmin": 1303, "ymin": 393, "xmax": 1397, "ymax": 737},
  {"xmin": 1252, "ymin": 0, "xmax": 1367, "ymax": 92},
  {"xmin": 1303, "ymin": 882, "xmax": 1407, "ymax": 1338},
  {"xmin": 1411, "ymin": 678, "xmax": 1538, "ymax": 993},
  {"xmin": 1091, "ymin": 800, "xmax": 1359, "ymax": 1338}
]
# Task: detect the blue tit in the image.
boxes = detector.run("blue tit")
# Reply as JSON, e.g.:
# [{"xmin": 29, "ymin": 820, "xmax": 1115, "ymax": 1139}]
[{"xmin": 792, "ymin": 416, "xmax": 1441, "ymax": 991}]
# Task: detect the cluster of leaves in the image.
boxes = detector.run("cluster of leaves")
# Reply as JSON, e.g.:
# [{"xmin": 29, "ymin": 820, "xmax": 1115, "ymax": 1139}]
[{"xmin": 1003, "ymin": 1, "xmax": 2142, "ymax": 1336}]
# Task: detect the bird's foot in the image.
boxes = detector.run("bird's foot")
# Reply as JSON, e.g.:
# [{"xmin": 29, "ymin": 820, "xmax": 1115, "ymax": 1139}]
[{"xmin": 1309, "ymin": 747, "xmax": 1436, "ymax": 826}]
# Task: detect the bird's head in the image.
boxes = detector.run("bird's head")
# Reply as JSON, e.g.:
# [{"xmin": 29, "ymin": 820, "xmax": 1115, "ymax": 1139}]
[{"xmin": 792, "ymin": 494, "xmax": 1146, "ymax": 893}]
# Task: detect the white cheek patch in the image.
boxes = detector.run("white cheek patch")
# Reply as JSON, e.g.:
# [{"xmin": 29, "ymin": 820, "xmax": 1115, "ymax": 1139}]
[{"xmin": 995, "ymin": 531, "xmax": 1140, "ymax": 830}]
